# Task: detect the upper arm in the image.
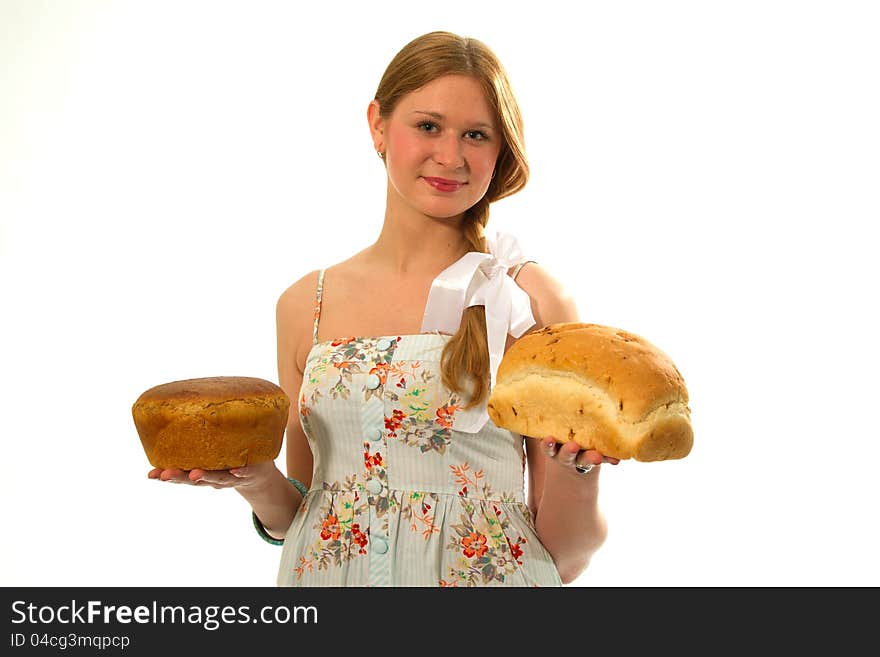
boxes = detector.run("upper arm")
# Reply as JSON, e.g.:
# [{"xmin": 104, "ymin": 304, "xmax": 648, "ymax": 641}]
[
  {"xmin": 509, "ymin": 262, "xmax": 581, "ymax": 513},
  {"xmin": 276, "ymin": 271, "xmax": 320, "ymax": 487},
  {"xmin": 512, "ymin": 261, "xmax": 580, "ymax": 330}
]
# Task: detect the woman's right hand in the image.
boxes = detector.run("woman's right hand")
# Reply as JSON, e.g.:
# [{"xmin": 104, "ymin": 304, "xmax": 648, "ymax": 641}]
[{"xmin": 147, "ymin": 460, "xmax": 278, "ymax": 491}]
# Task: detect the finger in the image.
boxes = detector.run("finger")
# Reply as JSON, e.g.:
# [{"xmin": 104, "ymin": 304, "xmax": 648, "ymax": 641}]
[
  {"xmin": 558, "ymin": 441, "xmax": 581, "ymax": 467},
  {"xmin": 581, "ymin": 450, "xmax": 604, "ymax": 466},
  {"xmin": 542, "ymin": 438, "xmax": 558, "ymax": 458},
  {"xmin": 191, "ymin": 469, "xmax": 241, "ymax": 488},
  {"xmin": 188, "ymin": 469, "xmax": 208, "ymax": 482},
  {"xmin": 589, "ymin": 451, "xmax": 621, "ymax": 465},
  {"xmin": 192, "ymin": 479, "xmax": 228, "ymax": 489},
  {"xmin": 159, "ymin": 468, "xmax": 189, "ymax": 482},
  {"xmin": 147, "ymin": 468, "xmax": 162, "ymax": 479}
]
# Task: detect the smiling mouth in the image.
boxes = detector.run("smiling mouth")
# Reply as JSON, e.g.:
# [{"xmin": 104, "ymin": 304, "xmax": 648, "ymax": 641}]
[{"xmin": 423, "ymin": 177, "xmax": 466, "ymax": 192}]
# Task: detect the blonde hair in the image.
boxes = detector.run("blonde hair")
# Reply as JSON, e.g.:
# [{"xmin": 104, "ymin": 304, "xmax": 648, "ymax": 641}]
[{"xmin": 374, "ymin": 31, "xmax": 529, "ymax": 408}]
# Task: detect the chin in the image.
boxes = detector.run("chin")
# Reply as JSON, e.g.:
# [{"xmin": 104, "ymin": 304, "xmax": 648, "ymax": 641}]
[
  {"xmin": 423, "ymin": 208, "xmax": 471, "ymax": 222},
  {"xmin": 418, "ymin": 197, "xmax": 479, "ymax": 220}
]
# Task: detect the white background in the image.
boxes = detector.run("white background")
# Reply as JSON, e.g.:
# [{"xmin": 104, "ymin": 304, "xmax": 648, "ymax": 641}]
[{"xmin": 2, "ymin": 0, "xmax": 878, "ymax": 587}]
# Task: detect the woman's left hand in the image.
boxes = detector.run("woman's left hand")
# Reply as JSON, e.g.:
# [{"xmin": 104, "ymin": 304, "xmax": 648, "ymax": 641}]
[{"xmin": 540, "ymin": 437, "xmax": 620, "ymax": 477}]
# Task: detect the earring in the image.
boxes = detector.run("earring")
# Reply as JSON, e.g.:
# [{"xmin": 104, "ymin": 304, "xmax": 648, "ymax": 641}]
[{"xmin": 377, "ymin": 148, "xmax": 385, "ymax": 159}]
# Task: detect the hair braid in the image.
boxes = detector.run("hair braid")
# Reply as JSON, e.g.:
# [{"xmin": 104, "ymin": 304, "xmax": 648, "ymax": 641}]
[{"xmin": 373, "ymin": 31, "xmax": 530, "ymax": 410}]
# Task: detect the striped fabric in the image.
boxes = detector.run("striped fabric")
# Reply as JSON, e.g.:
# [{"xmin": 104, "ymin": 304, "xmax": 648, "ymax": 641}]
[{"xmin": 274, "ymin": 266, "xmax": 560, "ymax": 587}]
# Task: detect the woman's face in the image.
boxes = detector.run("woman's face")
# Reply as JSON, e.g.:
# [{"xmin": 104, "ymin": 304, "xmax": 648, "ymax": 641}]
[{"xmin": 374, "ymin": 74, "xmax": 503, "ymax": 221}]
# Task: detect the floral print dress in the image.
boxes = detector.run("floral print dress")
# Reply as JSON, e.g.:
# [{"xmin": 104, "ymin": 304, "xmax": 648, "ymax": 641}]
[{"xmin": 274, "ymin": 268, "xmax": 562, "ymax": 587}]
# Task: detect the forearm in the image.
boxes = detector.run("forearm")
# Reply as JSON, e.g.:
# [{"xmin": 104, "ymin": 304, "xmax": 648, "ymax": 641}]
[
  {"xmin": 238, "ymin": 468, "xmax": 302, "ymax": 540},
  {"xmin": 534, "ymin": 468, "xmax": 608, "ymax": 584}
]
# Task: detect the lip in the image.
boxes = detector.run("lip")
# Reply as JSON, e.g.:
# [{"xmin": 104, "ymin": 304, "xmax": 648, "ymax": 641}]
[{"xmin": 423, "ymin": 177, "xmax": 466, "ymax": 192}]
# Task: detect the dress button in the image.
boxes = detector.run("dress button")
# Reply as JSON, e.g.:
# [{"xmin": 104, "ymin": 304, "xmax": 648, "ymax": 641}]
[
  {"xmin": 372, "ymin": 536, "xmax": 388, "ymax": 554},
  {"xmin": 368, "ymin": 427, "xmax": 382, "ymax": 442},
  {"xmin": 376, "ymin": 338, "xmax": 392, "ymax": 351},
  {"xmin": 366, "ymin": 479, "xmax": 382, "ymax": 495},
  {"xmin": 366, "ymin": 373, "xmax": 381, "ymax": 390}
]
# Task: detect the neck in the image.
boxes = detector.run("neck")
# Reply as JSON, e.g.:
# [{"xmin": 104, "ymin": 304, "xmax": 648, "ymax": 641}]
[{"xmin": 367, "ymin": 196, "xmax": 474, "ymax": 278}]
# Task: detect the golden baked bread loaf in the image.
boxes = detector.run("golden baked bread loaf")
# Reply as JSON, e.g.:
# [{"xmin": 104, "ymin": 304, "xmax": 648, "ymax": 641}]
[
  {"xmin": 487, "ymin": 322, "xmax": 692, "ymax": 462},
  {"xmin": 132, "ymin": 376, "xmax": 290, "ymax": 470}
]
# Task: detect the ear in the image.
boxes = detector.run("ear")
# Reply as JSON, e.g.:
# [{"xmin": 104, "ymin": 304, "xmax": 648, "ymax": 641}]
[{"xmin": 367, "ymin": 99, "xmax": 386, "ymax": 151}]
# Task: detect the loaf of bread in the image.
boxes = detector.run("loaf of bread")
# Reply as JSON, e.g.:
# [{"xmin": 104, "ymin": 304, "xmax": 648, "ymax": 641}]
[
  {"xmin": 487, "ymin": 323, "xmax": 692, "ymax": 462},
  {"xmin": 132, "ymin": 376, "xmax": 290, "ymax": 471}
]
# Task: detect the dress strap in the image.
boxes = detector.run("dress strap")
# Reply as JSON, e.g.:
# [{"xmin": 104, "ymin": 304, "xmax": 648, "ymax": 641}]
[{"xmin": 312, "ymin": 269, "xmax": 326, "ymax": 345}]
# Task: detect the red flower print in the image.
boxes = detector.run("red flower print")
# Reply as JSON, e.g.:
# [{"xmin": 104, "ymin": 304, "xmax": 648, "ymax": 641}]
[
  {"xmin": 331, "ymin": 338, "xmax": 355, "ymax": 347},
  {"xmin": 320, "ymin": 515, "xmax": 341, "ymax": 541},
  {"xmin": 364, "ymin": 450, "xmax": 383, "ymax": 468},
  {"xmin": 461, "ymin": 532, "xmax": 488, "ymax": 558},
  {"xmin": 385, "ymin": 409, "xmax": 405, "ymax": 432},
  {"xmin": 508, "ymin": 537, "xmax": 525, "ymax": 564},
  {"xmin": 351, "ymin": 523, "xmax": 368, "ymax": 554}
]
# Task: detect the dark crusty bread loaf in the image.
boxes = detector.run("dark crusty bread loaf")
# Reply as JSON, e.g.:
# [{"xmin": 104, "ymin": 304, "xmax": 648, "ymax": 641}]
[
  {"xmin": 487, "ymin": 323, "xmax": 692, "ymax": 462},
  {"xmin": 132, "ymin": 376, "xmax": 290, "ymax": 470}
]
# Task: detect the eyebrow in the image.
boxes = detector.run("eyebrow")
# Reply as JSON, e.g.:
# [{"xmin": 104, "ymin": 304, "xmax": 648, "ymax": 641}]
[{"xmin": 411, "ymin": 110, "xmax": 494, "ymax": 130}]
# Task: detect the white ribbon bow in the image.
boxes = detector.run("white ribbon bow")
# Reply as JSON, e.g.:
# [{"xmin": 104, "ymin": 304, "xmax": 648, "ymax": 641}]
[{"xmin": 421, "ymin": 230, "xmax": 536, "ymax": 433}]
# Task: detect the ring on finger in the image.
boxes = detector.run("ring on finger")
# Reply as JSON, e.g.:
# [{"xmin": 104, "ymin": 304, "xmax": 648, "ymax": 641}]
[{"xmin": 575, "ymin": 463, "xmax": 594, "ymax": 475}]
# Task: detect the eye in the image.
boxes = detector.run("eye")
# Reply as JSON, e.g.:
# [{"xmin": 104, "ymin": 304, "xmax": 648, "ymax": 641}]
[
  {"xmin": 466, "ymin": 130, "xmax": 489, "ymax": 141},
  {"xmin": 417, "ymin": 121, "xmax": 439, "ymax": 133}
]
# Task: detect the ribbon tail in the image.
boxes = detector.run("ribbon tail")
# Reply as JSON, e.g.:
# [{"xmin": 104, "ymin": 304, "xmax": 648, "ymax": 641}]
[{"xmin": 483, "ymin": 277, "xmax": 511, "ymax": 394}]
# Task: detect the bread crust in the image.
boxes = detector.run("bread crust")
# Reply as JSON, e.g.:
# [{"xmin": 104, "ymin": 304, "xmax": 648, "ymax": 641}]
[
  {"xmin": 132, "ymin": 376, "xmax": 290, "ymax": 470},
  {"xmin": 487, "ymin": 323, "xmax": 692, "ymax": 461}
]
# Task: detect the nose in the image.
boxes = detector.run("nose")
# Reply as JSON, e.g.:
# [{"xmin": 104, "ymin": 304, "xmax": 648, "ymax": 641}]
[{"xmin": 432, "ymin": 133, "xmax": 465, "ymax": 169}]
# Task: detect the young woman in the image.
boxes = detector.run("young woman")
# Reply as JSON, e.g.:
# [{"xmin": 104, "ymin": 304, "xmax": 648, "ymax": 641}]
[{"xmin": 150, "ymin": 30, "xmax": 618, "ymax": 587}]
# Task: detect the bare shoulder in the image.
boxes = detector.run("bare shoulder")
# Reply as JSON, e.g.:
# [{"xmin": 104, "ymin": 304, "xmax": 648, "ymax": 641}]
[
  {"xmin": 276, "ymin": 269, "xmax": 321, "ymax": 320},
  {"xmin": 512, "ymin": 261, "xmax": 580, "ymax": 328},
  {"xmin": 276, "ymin": 270, "xmax": 322, "ymax": 372}
]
